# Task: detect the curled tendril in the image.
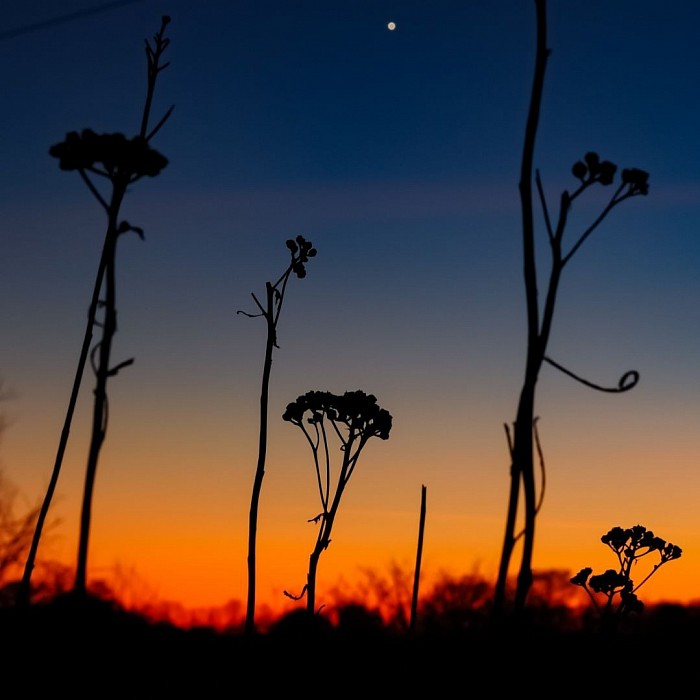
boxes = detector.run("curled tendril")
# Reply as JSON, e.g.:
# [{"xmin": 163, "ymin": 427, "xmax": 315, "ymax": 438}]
[{"xmin": 544, "ymin": 356, "xmax": 639, "ymax": 393}]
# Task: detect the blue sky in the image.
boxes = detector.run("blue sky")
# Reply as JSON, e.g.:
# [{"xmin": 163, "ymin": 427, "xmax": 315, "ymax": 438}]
[{"xmin": 1, "ymin": 0, "xmax": 699, "ymax": 610}]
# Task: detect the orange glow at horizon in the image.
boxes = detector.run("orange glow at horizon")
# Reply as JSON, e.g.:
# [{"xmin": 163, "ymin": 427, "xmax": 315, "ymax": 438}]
[
  {"xmin": 19, "ymin": 503, "xmax": 697, "ymax": 633},
  {"xmin": 8, "ymin": 371, "xmax": 699, "ymax": 624},
  {"xmin": 19, "ymin": 547, "xmax": 695, "ymax": 634}
]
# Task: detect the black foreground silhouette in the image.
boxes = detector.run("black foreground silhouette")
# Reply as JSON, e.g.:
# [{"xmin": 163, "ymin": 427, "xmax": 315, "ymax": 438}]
[{"xmin": 2, "ymin": 590, "xmax": 697, "ymax": 693}]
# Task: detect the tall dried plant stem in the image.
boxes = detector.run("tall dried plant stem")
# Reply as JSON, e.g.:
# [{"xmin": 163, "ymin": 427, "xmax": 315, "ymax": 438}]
[
  {"xmin": 74, "ymin": 185, "xmax": 126, "ymax": 597},
  {"xmin": 410, "ymin": 484, "xmax": 427, "ymax": 634},
  {"xmin": 17, "ymin": 242, "xmax": 109, "ymax": 606},
  {"xmin": 244, "ymin": 282, "xmax": 276, "ymax": 636},
  {"xmin": 492, "ymin": 0, "xmax": 646, "ymax": 616},
  {"xmin": 242, "ymin": 236, "xmax": 315, "ymax": 635},
  {"xmin": 18, "ymin": 16, "xmax": 172, "ymax": 606},
  {"xmin": 493, "ymin": 0, "xmax": 550, "ymax": 618}
]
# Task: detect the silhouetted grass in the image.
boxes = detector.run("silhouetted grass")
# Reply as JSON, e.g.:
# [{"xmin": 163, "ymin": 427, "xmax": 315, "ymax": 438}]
[{"xmin": 3, "ymin": 591, "xmax": 696, "ymax": 693}]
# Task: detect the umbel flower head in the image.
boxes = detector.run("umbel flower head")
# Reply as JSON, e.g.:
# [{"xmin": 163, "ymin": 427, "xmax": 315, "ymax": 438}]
[
  {"xmin": 49, "ymin": 129, "xmax": 168, "ymax": 178},
  {"xmin": 571, "ymin": 151, "xmax": 649, "ymax": 195},
  {"xmin": 570, "ymin": 523, "xmax": 682, "ymax": 623},
  {"xmin": 283, "ymin": 389, "xmax": 392, "ymax": 441},
  {"xmin": 621, "ymin": 167, "xmax": 650, "ymax": 196},
  {"xmin": 571, "ymin": 151, "xmax": 617, "ymax": 185},
  {"xmin": 285, "ymin": 235, "xmax": 317, "ymax": 279},
  {"xmin": 601, "ymin": 524, "xmax": 680, "ymax": 559}
]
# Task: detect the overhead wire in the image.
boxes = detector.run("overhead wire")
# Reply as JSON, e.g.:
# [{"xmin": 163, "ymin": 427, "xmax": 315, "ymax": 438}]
[{"xmin": 0, "ymin": 0, "xmax": 144, "ymax": 41}]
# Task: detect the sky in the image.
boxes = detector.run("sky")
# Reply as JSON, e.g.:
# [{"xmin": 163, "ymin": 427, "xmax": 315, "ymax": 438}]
[{"xmin": 1, "ymin": 0, "xmax": 699, "ymax": 621}]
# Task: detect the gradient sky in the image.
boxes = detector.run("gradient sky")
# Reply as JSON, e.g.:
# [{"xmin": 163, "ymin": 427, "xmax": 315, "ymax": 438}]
[{"xmin": 1, "ymin": 0, "xmax": 699, "ymax": 618}]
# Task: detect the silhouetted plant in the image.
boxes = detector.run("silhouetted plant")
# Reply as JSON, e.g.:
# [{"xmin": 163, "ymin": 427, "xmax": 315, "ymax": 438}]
[
  {"xmin": 571, "ymin": 525, "xmax": 682, "ymax": 633},
  {"xmin": 282, "ymin": 390, "xmax": 392, "ymax": 615},
  {"xmin": 325, "ymin": 561, "xmax": 415, "ymax": 632},
  {"xmin": 410, "ymin": 484, "xmax": 427, "ymax": 634},
  {"xmin": 237, "ymin": 235, "xmax": 317, "ymax": 636},
  {"xmin": 493, "ymin": 0, "xmax": 650, "ymax": 618},
  {"xmin": 0, "ymin": 380, "xmax": 47, "ymax": 602},
  {"xmin": 0, "ymin": 380, "xmax": 56, "ymax": 605},
  {"xmin": 422, "ymin": 576, "xmax": 492, "ymax": 632},
  {"xmin": 19, "ymin": 16, "xmax": 173, "ymax": 604},
  {"xmin": 0, "ymin": 471, "xmax": 41, "ymax": 603}
]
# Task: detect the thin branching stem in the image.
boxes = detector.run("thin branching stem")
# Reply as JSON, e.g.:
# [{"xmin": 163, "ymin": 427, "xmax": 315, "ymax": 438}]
[
  {"xmin": 562, "ymin": 184, "xmax": 624, "ymax": 265},
  {"xmin": 282, "ymin": 390, "xmax": 391, "ymax": 614},
  {"xmin": 495, "ymin": 0, "xmax": 649, "ymax": 619},
  {"xmin": 243, "ymin": 236, "xmax": 315, "ymax": 635},
  {"xmin": 18, "ymin": 16, "xmax": 172, "ymax": 607}
]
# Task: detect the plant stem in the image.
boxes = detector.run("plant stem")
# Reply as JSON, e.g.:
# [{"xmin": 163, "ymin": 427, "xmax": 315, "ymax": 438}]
[
  {"xmin": 17, "ymin": 235, "xmax": 109, "ymax": 607},
  {"xmin": 410, "ymin": 484, "xmax": 427, "ymax": 634},
  {"xmin": 74, "ymin": 181, "xmax": 127, "ymax": 597},
  {"xmin": 244, "ymin": 282, "xmax": 276, "ymax": 636},
  {"xmin": 18, "ymin": 16, "xmax": 171, "ymax": 605},
  {"xmin": 493, "ymin": 0, "xmax": 550, "ymax": 618}
]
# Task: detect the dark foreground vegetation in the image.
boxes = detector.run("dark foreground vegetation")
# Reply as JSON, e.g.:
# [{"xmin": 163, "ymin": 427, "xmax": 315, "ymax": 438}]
[{"xmin": 2, "ymin": 590, "xmax": 698, "ymax": 694}]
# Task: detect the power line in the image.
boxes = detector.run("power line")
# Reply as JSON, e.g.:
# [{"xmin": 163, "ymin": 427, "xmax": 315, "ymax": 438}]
[{"xmin": 0, "ymin": 0, "xmax": 144, "ymax": 41}]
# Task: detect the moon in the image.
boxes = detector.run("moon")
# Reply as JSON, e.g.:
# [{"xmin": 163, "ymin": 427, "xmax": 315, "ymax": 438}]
[{"xmin": 387, "ymin": 21, "xmax": 396, "ymax": 31}]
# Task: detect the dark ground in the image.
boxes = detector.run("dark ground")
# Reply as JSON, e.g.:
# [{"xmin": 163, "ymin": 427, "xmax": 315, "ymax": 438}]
[{"xmin": 2, "ymin": 595, "xmax": 698, "ymax": 694}]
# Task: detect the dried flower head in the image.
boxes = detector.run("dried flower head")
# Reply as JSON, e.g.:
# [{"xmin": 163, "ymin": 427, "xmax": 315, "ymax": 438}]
[
  {"xmin": 621, "ymin": 167, "xmax": 650, "ymax": 196},
  {"xmin": 571, "ymin": 151, "xmax": 617, "ymax": 185},
  {"xmin": 283, "ymin": 389, "xmax": 392, "ymax": 441},
  {"xmin": 571, "ymin": 523, "xmax": 682, "ymax": 627},
  {"xmin": 285, "ymin": 235, "xmax": 317, "ymax": 278},
  {"xmin": 49, "ymin": 129, "xmax": 168, "ymax": 179}
]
